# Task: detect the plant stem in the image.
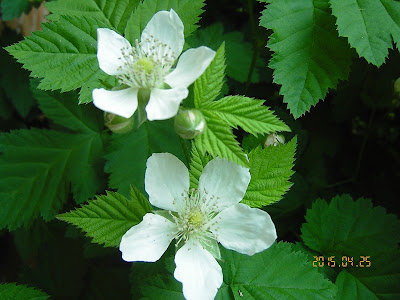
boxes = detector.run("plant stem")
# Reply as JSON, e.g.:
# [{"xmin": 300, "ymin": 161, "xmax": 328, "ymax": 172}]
[{"xmin": 179, "ymin": 136, "xmax": 191, "ymax": 167}]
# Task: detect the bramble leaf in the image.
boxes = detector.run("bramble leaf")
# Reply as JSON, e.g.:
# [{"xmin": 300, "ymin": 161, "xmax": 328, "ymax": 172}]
[
  {"xmin": 1, "ymin": 0, "xmax": 29, "ymax": 21},
  {"xmin": 0, "ymin": 283, "xmax": 49, "ymax": 299},
  {"xmin": 330, "ymin": 0, "xmax": 400, "ymax": 67},
  {"xmin": 6, "ymin": 15, "xmax": 108, "ymax": 102},
  {"xmin": 188, "ymin": 142, "xmax": 211, "ymax": 189},
  {"xmin": 242, "ymin": 137, "xmax": 296, "ymax": 208},
  {"xmin": 125, "ymin": 0, "xmax": 205, "ymax": 43},
  {"xmin": 194, "ymin": 43, "xmax": 225, "ymax": 108},
  {"xmin": 260, "ymin": 0, "xmax": 351, "ymax": 118},
  {"xmin": 301, "ymin": 195, "xmax": 400, "ymax": 257},
  {"xmin": 57, "ymin": 188, "xmax": 151, "ymax": 248},
  {"xmin": 202, "ymin": 95, "xmax": 290, "ymax": 137},
  {"xmin": 46, "ymin": 0, "xmax": 141, "ymax": 34}
]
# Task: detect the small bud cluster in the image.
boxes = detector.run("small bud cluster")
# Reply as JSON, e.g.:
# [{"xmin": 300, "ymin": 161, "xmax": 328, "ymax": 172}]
[{"xmin": 117, "ymin": 35, "xmax": 177, "ymax": 89}]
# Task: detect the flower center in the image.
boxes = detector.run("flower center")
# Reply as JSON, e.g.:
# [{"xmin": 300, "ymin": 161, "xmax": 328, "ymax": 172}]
[
  {"xmin": 117, "ymin": 37, "xmax": 177, "ymax": 89},
  {"xmin": 172, "ymin": 189, "xmax": 219, "ymax": 246}
]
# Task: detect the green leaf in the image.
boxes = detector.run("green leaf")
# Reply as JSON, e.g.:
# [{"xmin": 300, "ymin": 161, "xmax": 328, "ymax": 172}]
[
  {"xmin": 32, "ymin": 84, "xmax": 103, "ymax": 134},
  {"xmin": 301, "ymin": 195, "xmax": 400, "ymax": 257},
  {"xmin": 336, "ymin": 249, "xmax": 400, "ymax": 299},
  {"xmin": 194, "ymin": 112, "xmax": 248, "ymax": 167},
  {"xmin": 260, "ymin": 0, "xmax": 351, "ymax": 118},
  {"xmin": 1, "ymin": 0, "xmax": 29, "ymax": 21},
  {"xmin": 330, "ymin": 0, "xmax": 400, "ymax": 67},
  {"xmin": 0, "ymin": 283, "xmax": 49, "ymax": 300},
  {"xmin": 6, "ymin": 15, "xmax": 108, "ymax": 98},
  {"xmin": 140, "ymin": 275, "xmax": 185, "ymax": 300},
  {"xmin": 0, "ymin": 129, "xmax": 106, "ymax": 230},
  {"xmin": 188, "ymin": 142, "xmax": 211, "ymax": 189},
  {"xmin": 217, "ymin": 242, "xmax": 336, "ymax": 299},
  {"xmin": 202, "ymin": 95, "xmax": 290, "ymax": 136},
  {"xmin": 57, "ymin": 188, "xmax": 151, "ymax": 247},
  {"xmin": 194, "ymin": 43, "xmax": 226, "ymax": 108},
  {"xmin": 125, "ymin": 0, "xmax": 205, "ymax": 43},
  {"xmin": 105, "ymin": 119, "xmax": 185, "ymax": 196},
  {"xmin": 242, "ymin": 137, "xmax": 296, "ymax": 208},
  {"xmin": 46, "ymin": 0, "xmax": 141, "ymax": 34},
  {"xmin": 187, "ymin": 23, "xmax": 259, "ymax": 83}
]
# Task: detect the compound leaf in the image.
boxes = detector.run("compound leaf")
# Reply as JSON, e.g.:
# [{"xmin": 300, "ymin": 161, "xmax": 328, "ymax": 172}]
[
  {"xmin": 242, "ymin": 137, "xmax": 296, "ymax": 208},
  {"xmin": 57, "ymin": 188, "xmax": 152, "ymax": 248},
  {"xmin": 260, "ymin": 0, "xmax": 351, "ymax": 118}
]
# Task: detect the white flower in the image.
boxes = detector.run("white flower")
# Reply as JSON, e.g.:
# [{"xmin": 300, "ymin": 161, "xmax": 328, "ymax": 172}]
[
  {"xmin": 92, "ymin": 9, "xmax": 216, "ymax": 121},
  {"xmin": 120, "ymin": 153, "xmax": 277, "ymax": 300}
]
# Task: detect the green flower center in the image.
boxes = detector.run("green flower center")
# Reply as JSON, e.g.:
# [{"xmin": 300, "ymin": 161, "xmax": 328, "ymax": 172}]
[
  {"xmin": 187, "ymin": 208, "xmax": 204, "ymax": 228},
  {"xmin": 136, "ymin": 58, "xmax": 154, "ymax": 74}
]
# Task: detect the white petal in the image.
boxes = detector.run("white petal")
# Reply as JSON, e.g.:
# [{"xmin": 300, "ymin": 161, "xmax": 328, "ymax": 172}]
[
  {"xmin": 92, "ymin": 87, "xmax": 138, "ymax": 118},
  {"xmin": 97, "ymin": 28, "xmax": 131, "ymax": 75},
  {"xmin": 210, "ymin": 203, "xmax": 277, "ymax": 256},
  {"xmin": 164, "ymin": 46, "xmax": 216, "ymax": 88},
  {"xmin": 141, "ymin": 9, "xmax": 184, "ymax": 59},
  {"xmin": 199, "ymin": 157, "xmax": 250, "ymax": 211},
  {"xmin": 145, "ymin": 87, "xmax": 188, "ymax": 121},
  {"xmin": 119, "ymin": 213, "xmax": 178, "ymax": 262},
  {"xmin": 145, "ymin": 153, "xmax": 189, "ymax": 211},
  {"xmin": 174, "ymin": 240, "xmax": 223, "ymax": 300}
]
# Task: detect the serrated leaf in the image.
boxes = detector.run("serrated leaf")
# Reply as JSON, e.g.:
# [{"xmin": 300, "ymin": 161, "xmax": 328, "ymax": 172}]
[
  {"xmin": 260, "ymin": 0, "xmax": 351, "ymax": 118},
  {"xmin": 32, "ymin": 84, "xmax": 103, "ymax": 134},
  {"xmin": 124, "ymin": 0, "xmax": 205, "ymax": 43},
  {"xmin": 194, "ymin": 112, "xmax": 248, "ymax": 167},
  {"xmin": 188, "ymin": 142, "xmax": 211, "ymax": 189},
  {"xmin": 6, "ymin": 15, "xmax": 108, "ymax": 96},
  {"xmin": 330, "ymin": 0, "xmax": 400, "ymax": 67},
  {"xmin": 105, "ymin": 119, "xmax": 185, "ymax": 196},
  {"xmin": 0, "ymin": 283, "xmax": 49, "ymax": 300},
  {"xmin": 0, "ymin": 129, "xmax": 105, "ymax": 230},
  {"xmin": 1, "ymin": 0, "xmax": 29, "ymax": 21},
  {"xmin": 58, "ymin": 188, "xmax": 151, "ymax": 248},
  {"xmin": 194, "ymin": 43, "xmax": 225, "ymax": 108},
  {"xmin": 242, "ymin": 137, "xmax": 296, "ymax": 208},
  {"xmin": 301, "ymin": 195, "xmax": 400, "ymax": 257},
  {"xmin": 202, "ymin": 95, "xmax": 290, "ymax": 136},
  {"xmin": 217, "ymin": 243, "xmax": 336, "ymax": 299},
  {"xmin": 187, "ymin": 23, "xmax": 259, "ymax": 83},
  {"xmin": 46, "ymin": 0, "xmax": 141, "ymax": 34}
]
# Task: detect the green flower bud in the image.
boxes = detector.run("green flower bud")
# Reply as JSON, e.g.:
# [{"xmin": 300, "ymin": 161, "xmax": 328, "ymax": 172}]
[
  {"xmin": 174, "ymin": 109, "xmax": 206, "ymax": 139},
  {"xmin": 104, "ymin": 112, "xmax": 134, "ymax": 134},
  {"xmin": 264, "ymin": 133, "xmax": 285, "ymax": 147}
]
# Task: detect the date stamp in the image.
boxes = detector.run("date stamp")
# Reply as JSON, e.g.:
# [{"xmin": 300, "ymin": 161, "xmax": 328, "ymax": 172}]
[{"xmin": 312, "ymin": 256, "xmax": 371, "ymax": 268}]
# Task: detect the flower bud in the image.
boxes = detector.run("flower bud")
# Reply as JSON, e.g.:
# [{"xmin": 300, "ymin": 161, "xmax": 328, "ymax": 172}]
[
  {"xmin": 264, "ymin": 133, "xmax": 285, "ymax": 147},
  {"xmin": 104, "ymin": 112, "xmax": 134, "ymax": 134},
  {"xmin": 174, "ymin": 109, "xmax": 206, "ymax": 139}
]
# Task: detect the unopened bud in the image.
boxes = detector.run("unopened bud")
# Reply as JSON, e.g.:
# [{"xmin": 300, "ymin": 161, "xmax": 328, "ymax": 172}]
[
  {"xmin": 104, "ymin": 112, "xmax": 134, "ymax": 134},
  {"xmin": 174, "ymin": 109, "xmax": 206, "ymax": 139},
  {"xmin": 264, "ymin": 133, "xmax": 285, "ymax": 147}
]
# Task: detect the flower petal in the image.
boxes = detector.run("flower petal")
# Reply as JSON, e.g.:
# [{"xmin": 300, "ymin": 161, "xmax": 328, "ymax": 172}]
[
  {"xmin": 164, "ymin": 46, "xmax": 216, "ymax": 88},
  {"xmin": 141, "ymin": 9, "xmax": 184, "ymax": 59},
  {"xmin": 210, "ymin": 203, "xmax": 277, "ymax": 256},
  {"xmin": 174, "ymin": 240, "xmax": 223, "ymax": 300},
  {"xmin": 120, "ymin": 213, "xmax": 178, "ymax": 262},
  {"xmin": 145, "ymin": 87, "xmax": 188, "ymax": 121},
  {"xmin": 97, "ymin": 28, "xmax": 131, "ymax": 75},
  {"xmin": 145, "ymin": 153, "xmax": 189, "ymax": 211},
  {"xmin": 199, "ymin": 157, "xmax": 250, "ymax": 211},
  {"xmin": 92, "ymin": 87, "xmax": 138, "ymax": 118}
]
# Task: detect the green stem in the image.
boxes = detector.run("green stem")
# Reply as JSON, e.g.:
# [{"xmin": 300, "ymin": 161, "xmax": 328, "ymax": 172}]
[{"xmin": 179, "ymin": 136, "xmax": 191, "ymax": 167}]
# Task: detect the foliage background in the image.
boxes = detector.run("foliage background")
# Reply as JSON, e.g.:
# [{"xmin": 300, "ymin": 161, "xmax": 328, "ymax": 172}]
[{"xmin": 0, "ymin": 0, "xmax": 399, "ymax": 299}]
